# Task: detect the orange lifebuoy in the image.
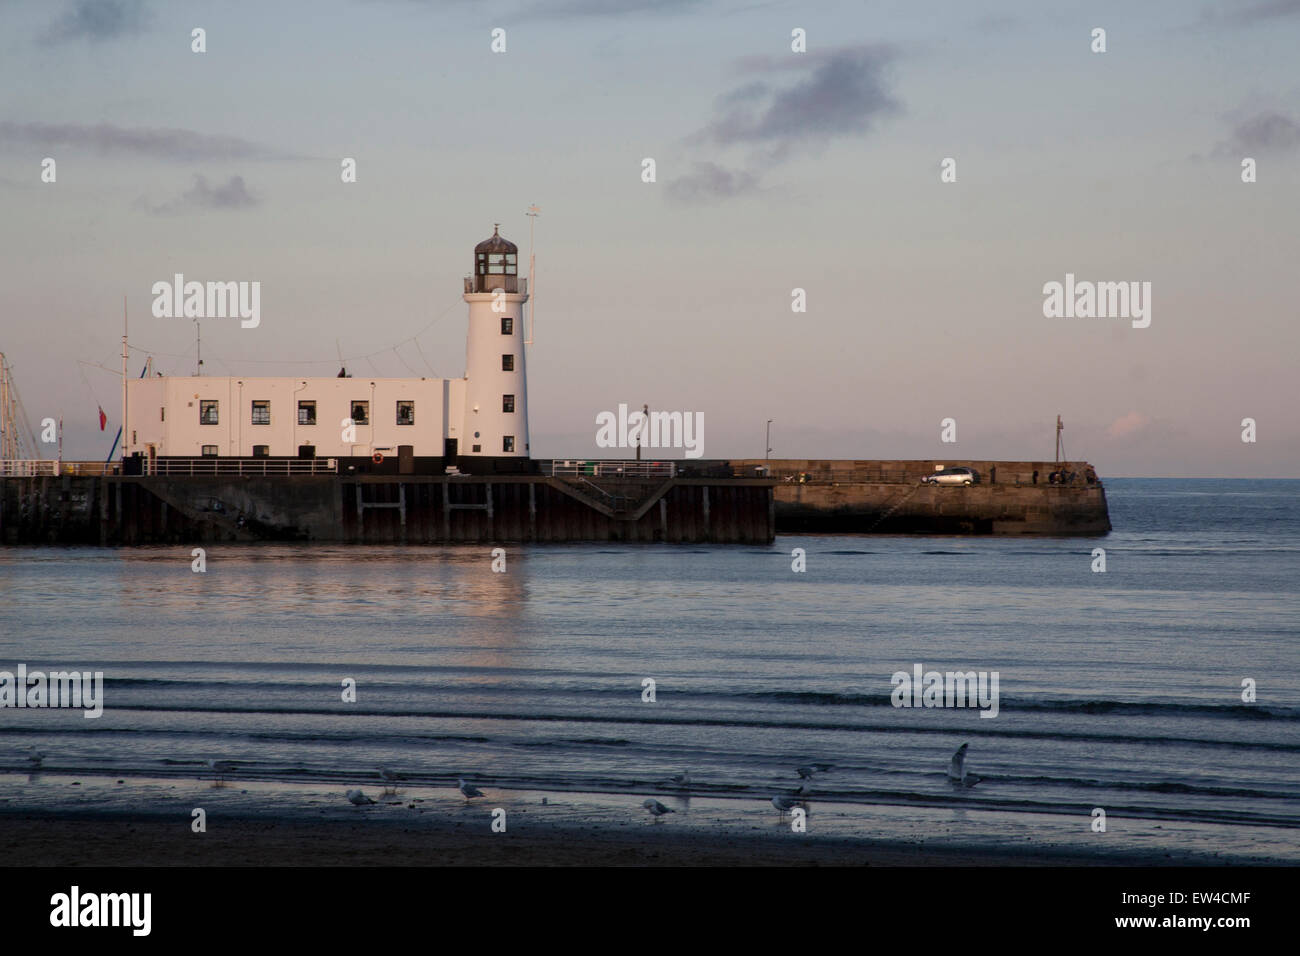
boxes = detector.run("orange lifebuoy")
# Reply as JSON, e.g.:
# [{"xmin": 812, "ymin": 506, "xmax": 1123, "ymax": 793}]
[{"xmin": 372, "ymin": 452, "xmax": 384, "ymax": 464}]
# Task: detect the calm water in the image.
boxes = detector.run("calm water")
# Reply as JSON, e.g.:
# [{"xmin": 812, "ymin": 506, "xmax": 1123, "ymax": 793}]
[{"xmin": 1, "ymin": 478, "xmax": 1297, "ymax": 858}]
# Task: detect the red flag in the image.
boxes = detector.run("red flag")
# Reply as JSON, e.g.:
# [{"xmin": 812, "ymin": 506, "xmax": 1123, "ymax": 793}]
[{"xmin": 98, "ymin": 406, "xmax": 107, "ymax": 431}]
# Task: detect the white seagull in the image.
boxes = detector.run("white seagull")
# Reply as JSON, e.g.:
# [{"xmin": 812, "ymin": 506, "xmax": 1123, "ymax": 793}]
[
  {"xmin": 207, "ymin": 759, "xmax": 236, "ymax": 786},
  {"xmin": 771, "ymin": 795, "xmax": 801, "ymax": 818},
  {"xmin": 947, "ymin": 743, "xmax": 981, "ymax": 787},
  {"xmin": 378, "ymin": 767, "xmax": 400, "ymax": 792},
  {"xmin": 347, "ymin": 789, "xmax": 376, "ymax": 806},
  {"xmin": 457, "ymin": 778, "xmax": 485, "ymax": 800},
  {"xmin": 642, "ymin": 798, "xmax": 675, "ymax": 820},
  {"xmin": 26, "ymin": 747, "xmax": 45, "ymax": 768},
  {"xmin": 669, "ymin": 771, "xmax": 691, "ymax": 787}
]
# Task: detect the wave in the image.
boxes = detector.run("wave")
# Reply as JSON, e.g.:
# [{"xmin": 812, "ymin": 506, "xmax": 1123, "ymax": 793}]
[{"xmin": 728, "ymin": 691, "xmax": 1300, "ymax": 720}]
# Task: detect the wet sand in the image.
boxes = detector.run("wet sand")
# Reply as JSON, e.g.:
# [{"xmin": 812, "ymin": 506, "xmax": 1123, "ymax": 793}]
[{"xmin": 2, "ymin": 810, "xmax": 1245, "ymax": 867}]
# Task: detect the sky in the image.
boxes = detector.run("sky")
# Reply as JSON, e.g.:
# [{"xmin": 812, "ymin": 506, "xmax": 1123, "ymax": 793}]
[{"xmin": 0, "ymin": 0, "xmax": 1297, "ymax": 476}]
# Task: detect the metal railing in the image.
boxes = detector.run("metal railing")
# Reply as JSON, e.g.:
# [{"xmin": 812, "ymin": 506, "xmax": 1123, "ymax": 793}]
[
  {"xmin": 773, "ymin": 469, "xmax": 917, "ymax": 484},
  {"xmin": 145, "ymin": 458, "xmax": 338, "ymax": 476},
  {"xmin": 0, "ymin": 459, "xmax": 58, "ymax": 477},
  {"xmin": 770, "ymin": 468, "xmax": 1102, "ymax": 488},
  {"xmin": 548, "ymin": 460, "xmax": 676, "ymax": 479}
]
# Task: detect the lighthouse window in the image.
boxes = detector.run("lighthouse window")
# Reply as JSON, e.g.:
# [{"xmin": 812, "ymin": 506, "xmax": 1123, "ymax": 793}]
[
  {"xmin": 351, "ymin": 401, "xmax": 370, "ymax": 425},
  {"xmin": 503, "ymin": 436, "xmax": 515, "ymax": 453},
  {"xmin": 298, "ymin": 401, "xmax": 317, "ymax": 425},
  {"xmin": 251, "ymin": 400, "xmax": 270, "ymax": 425},
  {"xmin": 201, "ymin": 445, "xmax": 218, "ymax": 457},
  {"xmin": 502, "ymin": 354, "xmax": 514, "ymax": 371},
  {"xmin": 501, "ymin": 316, "xmax": 513, "ymax": 335},
  {"xmin": 396, "ymin": 400, "xmax": 414, "ymax": 425},
  {"xmin": 487, "ymin": 253, "xmax": 505, "ymax": 275},
  {"xmin": 199, "ymin": 400, "xmax": 219, "ymax": 425},
  {"xmin": 502, "ymin": 394, "xmax": 515, "ymax": 413}
]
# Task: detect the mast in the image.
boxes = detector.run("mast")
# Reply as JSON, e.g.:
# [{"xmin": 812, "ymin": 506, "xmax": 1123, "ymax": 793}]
[
  {"xmin": 525, "ymin": 204, "xmax": 539, "ymax": 345},
  {"xmin": 122, "ymin": 296, "xmax": 128, "ymax": 458}
]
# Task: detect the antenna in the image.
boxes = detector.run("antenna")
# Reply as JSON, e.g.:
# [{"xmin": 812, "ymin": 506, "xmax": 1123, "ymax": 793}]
[
  {"xmin": 1055, "ymin": 414, "xmax": 1064, "ymax": 464},
  {"xmin": 526, "ymin": 203, "xmax": 540, "ymax": 345}
]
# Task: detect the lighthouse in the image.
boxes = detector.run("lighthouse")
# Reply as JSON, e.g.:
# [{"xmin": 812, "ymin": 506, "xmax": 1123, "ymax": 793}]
[{"xmin": 461, "ymin": 225, "xmax": 530, "ymax": 472}]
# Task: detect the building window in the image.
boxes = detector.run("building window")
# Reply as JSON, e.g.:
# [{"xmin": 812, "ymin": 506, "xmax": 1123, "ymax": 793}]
[
  {"xmin": 502, "ymin": 354, "xmax": 514, "ymax": 371},
  {"xmin": 160, "ymin": 407, "xmax": 165, "ymax": 421},
  {"xmin": 502, "ymin": 394, "xmax": 515, "ymax": 413},
  {"xmin": 251, "ymin": 400, "xmax": 270, "ymax": 425},
  {"xmin": 396, "ymin": 400, "xmax": 414, "ymax": 425},
  {"xmin": 298, "ymin": 401, "xmax": 316, "ymax": 425},
  {"xmin": 199, "ymin": 400, "xmax": 219, "ymax": 425},
  {"xmin": 472, "ymin": 444, "xmax": 481, "ymax": 453},
  {"xmin": 201, "ymin": 445, "xmax": 218, "ymax": 457},
  {"xmin": 351, "ymin": 400, "xmax": 369, "ymax": 425},
  {"xmin": 501, "ymin": 316, "xmax": 513, "ymax": 335},
  {"xmin": 503, "ymin": 436, "xmax": 515, "ymax": 453},
  {"xmin": 252, "ymin": 445, "xmax": 269, "ymax": 458}
]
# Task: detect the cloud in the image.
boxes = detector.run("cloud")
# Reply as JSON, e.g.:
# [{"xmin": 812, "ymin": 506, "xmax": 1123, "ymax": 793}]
[
  {"xmin": 1106, "ymin": 412, "xmax": 1151, "ymax": 439},
  {"xmin": 133, "ymin": 174, "xmax": 260, "ymax": 215},
  {"xmin": 666, "ymin": 161, "xmax": 760, "ymax": 203},
  {"xmin": 693, "ymin": 45, "xmax": 901, "ymax": 153},
  {"xmin": 515, "ymin": 0, "xmax": 702, "ymax": 19},
  {"xmin": 0, "ymin": 121, "xmax": 301, "ymax": 162},
  {"xmin": 1218, "ymin": 0, "xmax": 1300, "ymax": 23},
  {"xmin": 666, "ymin": 44, "xmax": 902, "ymax": 201},
  {"xmin": 1225, "ymin": 111, "xmax": 1300, "ymax": 152},
  {"xmin": 39, "ymin": 0, "xmax": 148, "ymax": 45}
]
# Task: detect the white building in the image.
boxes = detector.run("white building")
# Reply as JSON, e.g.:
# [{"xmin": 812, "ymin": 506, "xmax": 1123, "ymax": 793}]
[{"xmin": 124, "ymin": 227, "xmax": 531, "ymax": 474}]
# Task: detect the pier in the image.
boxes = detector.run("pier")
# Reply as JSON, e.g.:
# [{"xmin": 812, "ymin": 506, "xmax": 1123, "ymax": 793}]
[
  {"xmin": 734, "ymin": 459, "xmax": 1112, "ymax": 536},
  {"xmin": 0, "ymin": 463, "xmax": 775, "ymax": 545}
]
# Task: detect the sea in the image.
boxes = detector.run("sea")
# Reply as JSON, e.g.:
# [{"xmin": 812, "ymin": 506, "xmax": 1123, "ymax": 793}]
[{"xmin": 1, "ymin": 477, "xmax": 1297, "ymax": 861}]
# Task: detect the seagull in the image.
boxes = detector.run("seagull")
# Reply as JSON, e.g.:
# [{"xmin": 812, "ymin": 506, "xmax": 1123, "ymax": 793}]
[
  {"xmin": 346, "ymin": 789, "xmax": 376, "ymax": 806},
  {"xmin": 26, "ymin": 747, "xmax": 44, "ymax": 768},
  {"xmin": 457, "ymin": 778, "xmax": 485, "ymax": 800},
  {"xmin": 772, "ymin": 795, "xmax": 803, "ymax": 818},
  {"xmin": 378, "ymin": 767, "xmax": 400, "ymax": 792},
  {"xmin": 796, "ymin": 762, "xmax": 833, "ymax": 779},
  {"xmin": 947, "ymin": 743, "xmax": 981, "ymax": 787},
  {"xmin": 669, "ymin": 771, "xmax": 691, "ymax": 787},
  {"xmin": 207, "ymin": 759, "xmax": 236, "ymax": 786},
  {"xmin": 642, "ymin": 798, "xmax": 675, "ymax": 821}
]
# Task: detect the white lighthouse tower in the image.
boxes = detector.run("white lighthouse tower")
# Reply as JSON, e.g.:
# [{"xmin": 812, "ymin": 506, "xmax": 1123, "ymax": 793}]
[{"xmin": 461, "ymin": 225, "xmax": 530, "ymax": 472}]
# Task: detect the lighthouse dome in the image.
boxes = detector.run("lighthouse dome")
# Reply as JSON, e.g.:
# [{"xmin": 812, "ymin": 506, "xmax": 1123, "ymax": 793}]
[
  {"xmin": 474, "ymin": 224, "xmax": 517, "ymax": 257},
  {"xmin": 468, "ymin": 224, "xmax": 521, "ymax": 292}
]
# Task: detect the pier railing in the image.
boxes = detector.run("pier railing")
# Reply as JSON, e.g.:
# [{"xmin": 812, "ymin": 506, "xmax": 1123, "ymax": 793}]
[
  {"xmin": 768, "ymin": 467, "xmax": 1101, "ymax": 487},
  {"xmin": 0, "ymin": 459, "xmax": 59, "ymax": 477},
  {"xmin": 547, "ymin": 460, "xmax": 676, "ymax": 479},
  {"xmin": 144, "ymin": 458, "xmax": 338, "ymax": 477}
]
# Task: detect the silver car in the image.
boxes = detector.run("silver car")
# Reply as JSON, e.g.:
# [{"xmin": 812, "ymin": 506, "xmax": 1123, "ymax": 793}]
[{"xmin": 921, "ymin": 466, "xmax": 980, "ymax": 486}]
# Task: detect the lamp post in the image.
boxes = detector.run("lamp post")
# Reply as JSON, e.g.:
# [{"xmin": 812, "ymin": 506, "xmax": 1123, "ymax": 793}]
[
  {"xmin": 636, "ymin": 403, "xmax": 647, "ymax": 461},
  {"xmin": 766, "ymin": 419, "xmax": 773, "ymax": 462}
]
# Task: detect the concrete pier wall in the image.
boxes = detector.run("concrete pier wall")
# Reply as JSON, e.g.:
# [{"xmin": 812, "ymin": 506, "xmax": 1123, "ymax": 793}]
[{"xmin": 731, "ymin": 459, "xmax": 1111, "ymax": 535}]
